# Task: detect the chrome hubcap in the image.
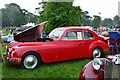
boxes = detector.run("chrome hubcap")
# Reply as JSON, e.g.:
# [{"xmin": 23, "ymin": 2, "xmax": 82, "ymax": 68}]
[
  {"xmin": 93, "ymin": 49, "xmax": 101, "ymax": 58},
  {"xmin": 24, "ymin": 55, "xmax": 38, "ymax": 69}
]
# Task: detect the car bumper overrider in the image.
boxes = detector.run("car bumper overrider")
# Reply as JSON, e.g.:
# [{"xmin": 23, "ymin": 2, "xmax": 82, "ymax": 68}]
[{"xmin": 4, "ymin": 53, "xmax": 21, "ymax": 64}]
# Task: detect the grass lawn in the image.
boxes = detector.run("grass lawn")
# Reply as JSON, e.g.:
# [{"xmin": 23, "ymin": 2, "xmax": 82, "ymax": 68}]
[{"xmin": 1, "ymin": 42, "xmax": 90, "ymax": 79}]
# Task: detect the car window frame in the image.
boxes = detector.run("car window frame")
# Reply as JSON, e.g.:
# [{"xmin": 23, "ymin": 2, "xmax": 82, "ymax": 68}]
[
  {"xmin": 61, "ymin": 30, "xmax": 84, "ymax": 41},
  {"xmin": 83, "ymin": 30, "xmax": 95, "ymax": 40}
]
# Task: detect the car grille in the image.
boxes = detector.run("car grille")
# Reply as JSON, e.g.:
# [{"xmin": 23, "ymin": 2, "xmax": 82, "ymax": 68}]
[
  {"xmin": 104, "ymin": 60, "xmax": 120, "ymax": 79},
  {"xmin": 104, "ymin": 60, "xmax": 112, "ymax": 79},
  {"xmin": 111, "ymin": 64, "xmax": 120, "ymax": 78}
]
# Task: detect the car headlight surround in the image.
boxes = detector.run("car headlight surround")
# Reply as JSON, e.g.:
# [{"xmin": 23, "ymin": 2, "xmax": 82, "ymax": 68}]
[{"xmin": 92, "ymin": 58, "xmax": 103, "ymax": 70}]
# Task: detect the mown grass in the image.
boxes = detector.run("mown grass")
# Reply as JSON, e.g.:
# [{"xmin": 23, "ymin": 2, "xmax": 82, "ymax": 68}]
[
  {"xmin": 2, "ymin": 42, "xmax": 90, "ymax": 79},
  {"xmin": 1, "ymin": 43, "xmax": 8, "ymax": 58}
]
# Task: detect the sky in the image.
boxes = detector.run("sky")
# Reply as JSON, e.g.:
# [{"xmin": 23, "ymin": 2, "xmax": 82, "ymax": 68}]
[
  {"xmin": 0, "ymin": 0, "xmax": 120, "ymax": 19},
  {"xmin": 73, "ymin": 0, "xmax": 120, "ymax": 19}
]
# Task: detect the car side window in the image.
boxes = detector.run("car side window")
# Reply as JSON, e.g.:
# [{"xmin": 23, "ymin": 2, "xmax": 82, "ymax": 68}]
[
  {"xmin": 84, "ymin": 31, "xmax": 94, "ymax": 40},
  {"xmin": 62, "ymin": 30, "xmax": 83, "ymax": 40}
]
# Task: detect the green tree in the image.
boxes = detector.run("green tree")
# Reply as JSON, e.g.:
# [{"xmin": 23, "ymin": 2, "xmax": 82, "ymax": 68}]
[
  {"xmin": 90, "ymin": 15, "xmax": 101, "ymax": 28},
  {"xmin": 38, "ymin": 2, "xmax": 82, "ymax": 34},
  {"xmin": 1, "ymin": 8, "xmax": 11, "ymax": 27},
  {"xmin": 5, "ymin": 3, "xmax": 24, "ymax": 26},
  {"xmin": 82, "ymin": 11, "xmax": 92, "ymax": 26},
  {"xmin": 1, "ymin": 3, "xmax": 38, "ymax": 27},
  {"xmin": 113, "ymin": 15, "xmax": 120, "ymax": 27},
  {"xmin": 26, "ymin": 12, "xmax": 38, "ymax": 23},
  {"xmin": 101, "ymin": 18, "xmax": 113, "ymax": 28}
]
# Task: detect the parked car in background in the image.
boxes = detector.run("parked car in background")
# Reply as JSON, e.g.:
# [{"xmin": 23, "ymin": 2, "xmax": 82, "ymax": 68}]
[
  {"xmin": 1, "ymin": 32, "xmax": 8, "ymax": 42},
  {"xmin": 80, "ymin": 54, "xmax": 120, "ymax": 79},
  {"xmin": 4, "ymin": 21, "xmax": 109, "ymax": 69},
  {"xmin": 7, "ymin": 34, "xmax": 14, "ymax": 42},
  {"xmin": 1, "ymin": 33, "xmax": 14, "ymax": 42}
]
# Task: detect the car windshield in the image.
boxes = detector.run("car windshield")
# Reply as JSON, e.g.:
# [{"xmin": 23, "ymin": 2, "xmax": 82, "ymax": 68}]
[{"xmin": 49, "ymin": 28, "xmax": 64, "ymax": 38}]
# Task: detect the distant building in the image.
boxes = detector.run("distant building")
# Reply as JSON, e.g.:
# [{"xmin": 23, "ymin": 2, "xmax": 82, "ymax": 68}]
[{"xmin": 118, "ymin": 1, "xmax": 120, "ymax": 17}]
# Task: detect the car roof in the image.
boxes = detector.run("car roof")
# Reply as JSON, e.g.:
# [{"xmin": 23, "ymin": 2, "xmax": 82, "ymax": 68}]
[{"xmin": 57, "ymin": 27, "xmax": 92, "ymax": 31}]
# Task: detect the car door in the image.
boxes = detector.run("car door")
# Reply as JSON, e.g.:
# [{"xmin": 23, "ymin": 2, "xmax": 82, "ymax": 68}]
[
  {"xmin": 82, "ymin": 30, "xmax": 96, "ymax": 56},
  {"xmin": 42, "ymin": 41, "xmax": 62, "ymax": 62},
  {"xmin": 59, "ymin": 30, "xmax": 88, "ymax": 61}
]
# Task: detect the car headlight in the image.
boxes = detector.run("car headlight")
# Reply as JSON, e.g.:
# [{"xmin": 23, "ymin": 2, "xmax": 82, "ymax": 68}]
[
  {"xmin": 107, "ymin": 54, "xmax": 120, "ymax": 64},
  {"xmin": 92, "ymin": 58, "xmax": 103, "ymax": 70},
  {"xmin": 107, "ymin": 55, "xmax": 116, "ymax": 62}
]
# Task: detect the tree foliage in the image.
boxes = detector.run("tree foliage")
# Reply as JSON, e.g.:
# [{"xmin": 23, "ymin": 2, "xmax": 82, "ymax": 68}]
[
  {"xmin": 113, "ymin": 15, "xmax": 120, "ymax": 27},
  {"xmin": 1, "ymin": 3, "xmax": 38, "ymax": 27},
  {"xmin": 38, "ymin": 2, "xmax": 82, "ymax": 34},
  {"xmin": 90, "ymin": 15, "xmax": 101, "ymax": 28},
  {"xmin": 101, "ymin": 18, "xmax": 113, "ymax": 28},
  {"xmin": 82, "ymin": 11, "xmax": 92, "ymax": 26}
]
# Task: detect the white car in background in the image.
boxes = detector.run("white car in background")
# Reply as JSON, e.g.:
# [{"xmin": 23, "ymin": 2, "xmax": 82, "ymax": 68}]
[
  {"xmin": 1, "ymin": 32, "xmax": 8, "ymax": 42},
  {"xmin": 7, "ymin": 34, "xmax": 14, "ymax": 42},
  {"xmin": 1, "ymin": 32, "xmax": 14, "ymax": 42}
]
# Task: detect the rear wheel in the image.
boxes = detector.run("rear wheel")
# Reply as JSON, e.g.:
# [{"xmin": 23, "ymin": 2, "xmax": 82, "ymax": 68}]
[
  {"xmin": 21, "ymin": 53, "xmax": 41, "ymax": 69},
  {"xmin": 92, "ymin": 48, "xmax": 103, "ymax": 58}
]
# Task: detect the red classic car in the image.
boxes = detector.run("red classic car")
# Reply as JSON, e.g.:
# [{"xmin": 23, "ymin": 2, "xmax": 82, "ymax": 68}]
[
  {"xmin": 5, "ymin": 22, "xmax": 109, "ymax": 69},
  {"xmin": 80, "ymin": 54, "xmax": 120, "ymax": 79}
]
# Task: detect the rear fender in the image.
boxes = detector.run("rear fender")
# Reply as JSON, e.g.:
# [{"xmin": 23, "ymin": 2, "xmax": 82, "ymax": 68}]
[{"xmin": 88, "ymin": 40, "xmax": 109, "ymax": 57}]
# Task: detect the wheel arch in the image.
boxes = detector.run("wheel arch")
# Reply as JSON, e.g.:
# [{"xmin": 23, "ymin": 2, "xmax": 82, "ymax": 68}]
[
  {"xmin": 93, "ymin": 46, "xmax": 103, "ymax": 52},
  {"xmin": 89, "ymin": 46, "xmax": 103, "ymax": 57},
  {"xmin": 21, "ymin": 51, "xmax": 43, "ymax": 63}
]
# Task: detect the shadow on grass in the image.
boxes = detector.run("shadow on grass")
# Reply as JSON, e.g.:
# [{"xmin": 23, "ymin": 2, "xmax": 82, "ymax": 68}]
[
  {"xmin": 3, "ymin": 58, "xmax": 91, "ymax": 69},
  {"xmin": 2, "ymin": 58, "xmax": 90, "ymax": 78},
  {"xmin": 42, "ymin": 58, "xmax": 91, "ymax": 66}
]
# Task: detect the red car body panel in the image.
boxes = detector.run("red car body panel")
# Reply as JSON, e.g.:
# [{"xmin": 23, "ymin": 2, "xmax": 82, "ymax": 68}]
[
  {"xmin": 80, "ymin": 61, "xmax": 104, "ymax": 80},
  {"xmin": 5, "ymin": 24, "xmax": 109, "ymax": 65},
  {"xmin": 14, "ymin": 21, "xmax": 47, "ymax": 42},
  {"xmin": 80, "ymin": 58, "xmax": 111, "ymax": 80}
]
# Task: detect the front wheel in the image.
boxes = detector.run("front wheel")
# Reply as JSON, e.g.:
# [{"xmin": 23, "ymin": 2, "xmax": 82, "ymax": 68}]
[
  {"xmin": 21, "ymin": 53, "xmax": 41, "ymax": 69},
  {"xmin": 92, "ymin": 48, "xmax": 103, "ymax": 58}
]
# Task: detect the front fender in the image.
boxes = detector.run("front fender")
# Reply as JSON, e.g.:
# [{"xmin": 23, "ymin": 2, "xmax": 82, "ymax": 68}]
[
  {"xmin": 80, "ymin": 59, "xmax": 104, "ymax": 80},
  {"xmin": 13, "ymin": 46, "xmax": 40, "ymax": 57}
]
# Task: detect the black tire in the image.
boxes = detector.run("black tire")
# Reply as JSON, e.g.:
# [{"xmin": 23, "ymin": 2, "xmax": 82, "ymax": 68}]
[
  {"xmin": 92, "ymin": 47, "xmax": 103, "ymax": 58},
  {"xmin": 21, "ymin": 52, "xmax": 41, "ymax": 69}
]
